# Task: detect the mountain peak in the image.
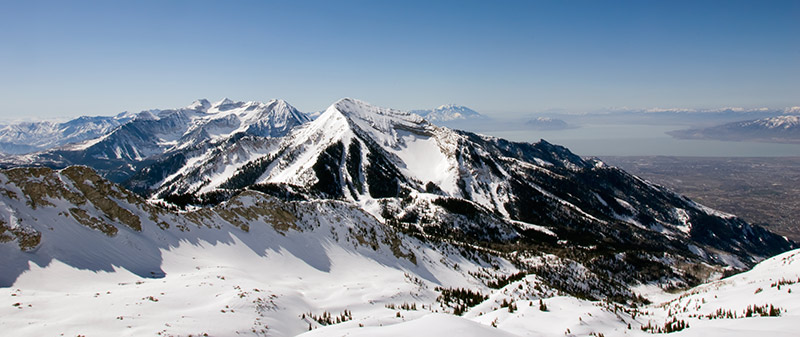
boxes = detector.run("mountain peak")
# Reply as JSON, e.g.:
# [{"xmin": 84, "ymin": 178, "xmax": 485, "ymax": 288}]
[
  {"xmin": 328, "ymin": 98, "xmax": 427, "ymax": 134},
  {"xmin": 114, "ymin": 111, "xmax": 133, "ymax": 119},
  {"xmin": 247, "ymin": 99, "xmax": 309, "ymax": 125},
  {"xmin": 272, "ymin": 98, "xmax": 289, "ymax": 107},
  {"xmin": 333, "ymin": 98, "xmax": 420, "ymax": 119},
  {"xmin": 187, "ymin": 99, "xmax": 211, "ymax": 111},
  {"xmin": 435, "ymin": 104, "xmax": 460, "ymax": 110},
  {"xmin": 133, "ymin": 110, "xmax": 159, "ymax": 121},
  {"xmin": 212, "ymin": 98, "xmax": 236, "ymax": 110}
]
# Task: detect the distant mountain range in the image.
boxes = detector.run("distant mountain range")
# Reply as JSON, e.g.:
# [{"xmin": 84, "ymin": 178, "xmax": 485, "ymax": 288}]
[
  {"xmin": 669, "ymin": 115, "xmax": 800, "ymax": 143},
  {"xmin": 0, "ymin": 113, "xmax": 136, "ymax": 154},
  {"xmin": 0, "ymin": 98, "xmax": 309, "ymax": 181},
  {"xmin": 410, "ymin": 104, "xmax": 486, "ymax": 122}
]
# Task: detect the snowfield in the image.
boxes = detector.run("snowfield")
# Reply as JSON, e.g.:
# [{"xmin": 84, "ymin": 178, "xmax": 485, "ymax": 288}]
[
  {"xmin": 1, "ymin": 232, "xmax": 797, "ymax": 336},
  {"xmin": 0, "ymin": 166, "xmax": 797, "ymax": 337}
]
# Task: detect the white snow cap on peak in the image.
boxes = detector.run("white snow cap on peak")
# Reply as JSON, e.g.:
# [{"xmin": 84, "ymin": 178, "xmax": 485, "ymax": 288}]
[
  {"xmin": 784, "ymin": 106, "xmax": 800, "ymax": 114},
  {"xmin": 272, "ymin": 99, "xmax": 292, "ymax": 109},
  {"xmin": 332, "ymin": 97, "xmax": 421, "ymax": 120},
  {"xmin": 187, "ymin": 99, "xmax": 211, "ymax": 111},
  {"xmin": 436, "ymin": 104, "xmax": 460, "ymax": 110},
  {"xmin": 213, "ymin": 98, "xmax": 235, "ymax": 108},
  {"xmin": 133, "ymin": 110, "xmax": 159, "ymax": 121},
  {"xmin": 765, "ymin": 115, "xmax": 800, "ymax": 128},
  {"xmin": 114, "ymin": 111, "xmax": 139, "ymax": 119}
]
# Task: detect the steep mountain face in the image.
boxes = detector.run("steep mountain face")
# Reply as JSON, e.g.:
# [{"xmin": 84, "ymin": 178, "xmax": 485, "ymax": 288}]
[
  {"xmin": 132, "ymin": 98, "xmax": 795, "ymax": 295},
  {"xmin": 1, "ymin": 99, "xmax": 309, "ymax": 182},
  {"xmin": 668, "ymin": 115, "xmax": 800, "ymax": 143},
  {"xmin": 0, "ymin": 113, "xmax": 135, "ymax": 154},
  {"xmin": 410, "ymin": 104, "xmax": 485, "ymax": 122}
]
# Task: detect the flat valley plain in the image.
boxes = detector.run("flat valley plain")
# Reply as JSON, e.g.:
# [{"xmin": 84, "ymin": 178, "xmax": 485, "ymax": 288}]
[{"xmin": 603, "ymin": 156, "xmax": 800, "ymax": 243}]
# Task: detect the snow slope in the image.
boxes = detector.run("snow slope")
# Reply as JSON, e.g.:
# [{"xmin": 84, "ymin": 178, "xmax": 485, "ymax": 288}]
[
  {"xmin": 0, "ymin": 166, "xmax": 797, "ymax": 336},
  {"xmin": 641, "ymin": 249, "xmax": 800, "ymax": 336},
  {"xmin": 0, "ymin": 166, "xmax": 520, "ymax": 336}
]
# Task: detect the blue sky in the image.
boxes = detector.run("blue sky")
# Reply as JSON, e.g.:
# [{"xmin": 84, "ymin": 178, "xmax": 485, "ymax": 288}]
[{"xmin": 1, "ymin": 0, "xmax": 798, "ymax": 119}]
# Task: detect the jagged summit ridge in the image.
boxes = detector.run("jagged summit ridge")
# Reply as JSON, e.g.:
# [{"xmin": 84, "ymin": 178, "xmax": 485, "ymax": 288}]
[
  {"xmin": 309, "ymin": 98, "xmax": 433, "ymax": 145},
  {"xmin": 328, "ymin": 98, "xmax": 435, "ymax": 144},
  {"xmin": 0, "ymin": 98, "xmax": 310, "ymax": 182},
  {"xmin": 334, "ymin": 98, "xmax": 426, "ymax": 122},
  {"xmin": 187, "ymin": 98, "xmax": 211, "ymax": 111}
]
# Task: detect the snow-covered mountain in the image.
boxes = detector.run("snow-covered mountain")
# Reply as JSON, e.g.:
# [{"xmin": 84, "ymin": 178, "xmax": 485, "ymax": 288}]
[
  {"xmin": 410, "ymin": 104, "xmax": 486, "ymax": 122},
  {"xmin": 0, "ymin": 165, "xmax": 797, "ymax": 336},
  {"xmin": 1, "ymin": 97, "xmax": 797, "ymax": 336},
  {"xmin": 127, "ymin": 98, "xmax": 793, "ymax": 294},
  {"xmin": 0, "ymin": 112, "xmax": 136, "ymax": 154},
  {"xmin": 668, "ymin": 115, "xmax": 800, "ymax": 143},
  {"xmin": 1, "ymin": 98, "xmax": 310, "ymax": 182}
]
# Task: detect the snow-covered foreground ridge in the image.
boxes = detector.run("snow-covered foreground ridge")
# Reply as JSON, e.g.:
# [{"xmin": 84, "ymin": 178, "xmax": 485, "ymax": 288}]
[{"xmin": 0, "ymin": 165, "xmax": 797, "ymax": 336}]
